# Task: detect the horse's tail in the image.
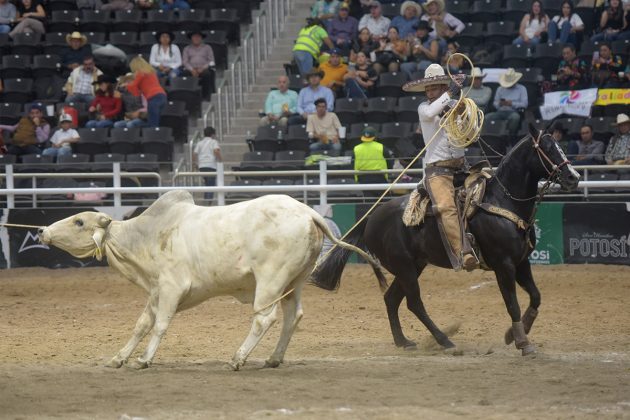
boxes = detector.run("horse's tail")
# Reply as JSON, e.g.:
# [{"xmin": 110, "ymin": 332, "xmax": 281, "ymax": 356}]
[{"xmin": 310, "ymin": 215, "xmax": 388, "ymax": 294}]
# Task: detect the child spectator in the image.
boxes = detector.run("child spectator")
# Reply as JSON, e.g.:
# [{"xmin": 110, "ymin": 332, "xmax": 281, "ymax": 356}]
[
  {"xmin": 42, "ymin": 114, "xmax": 80, "ymax": 159},
  {"xmin": 193, "ymin": 126, "xmax": 222, "ymax": 202},
  {"xmin": 86, "ymin": 75, "xmax": 122, "ymax": 128}
]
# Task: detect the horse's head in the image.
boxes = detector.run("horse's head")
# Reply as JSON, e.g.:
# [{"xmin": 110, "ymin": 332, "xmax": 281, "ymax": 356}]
[{"xmin": 528, "ymin": 125, "xmax": 580, "ymax": 192}]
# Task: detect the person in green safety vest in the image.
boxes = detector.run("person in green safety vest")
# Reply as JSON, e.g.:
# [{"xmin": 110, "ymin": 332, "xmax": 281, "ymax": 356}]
[
  {"xmin": 353, "ymin": 126, "xmax": 390, "ymax": 199},
  {"xmin": 292, "ymin": 18, "xmax": 334, "ymax": 78}
]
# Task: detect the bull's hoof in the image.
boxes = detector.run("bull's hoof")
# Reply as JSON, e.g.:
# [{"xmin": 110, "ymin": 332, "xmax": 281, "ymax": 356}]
[
  {"xmin": 128, "ymin": 359, "xmax": 150, "ymax": 370},
  {"xmin": 104, "ymin": 357, "xmax": 124, "ymax": 369},
  {"xmin": 504, "ymin": 326, "xmax": 515, "ymax": 345},
  {"xmin": 264, "ymin": 359, "xmax": 281, "ymax": 368},
  {"xmin": 521, "ymin": 343, "xmax": 536, "ymax": 357},
  {"xmin": 228, "ymin": 360, "xmax": 241, "ymax": 371}
]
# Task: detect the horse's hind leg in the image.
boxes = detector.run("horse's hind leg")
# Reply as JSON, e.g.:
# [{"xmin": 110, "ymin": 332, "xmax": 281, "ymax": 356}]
[{"xmin": 505, "ymin": 260, "xmax": 540, "ymax": 345}]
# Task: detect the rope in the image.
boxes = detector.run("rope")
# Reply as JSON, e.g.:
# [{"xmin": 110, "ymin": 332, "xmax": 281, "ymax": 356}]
[{"xmin": 0, "ymin": 223, "xmax": 44, "ymax": 229}]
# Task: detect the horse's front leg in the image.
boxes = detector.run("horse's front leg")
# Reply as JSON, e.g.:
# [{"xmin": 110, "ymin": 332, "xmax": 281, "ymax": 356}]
[
  {"xmin": 505, "ymin": 260, "xmax": 540, "ymax": 345},
  {"xmin": 494, "ymin": 263, "xmax": 536, "ymax": 356}
]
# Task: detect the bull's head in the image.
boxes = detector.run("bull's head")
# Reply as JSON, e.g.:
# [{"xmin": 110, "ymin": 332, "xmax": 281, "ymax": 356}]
[{"xmin": 39, "ymin": 212, "xmax": 112, "ymax": 261}]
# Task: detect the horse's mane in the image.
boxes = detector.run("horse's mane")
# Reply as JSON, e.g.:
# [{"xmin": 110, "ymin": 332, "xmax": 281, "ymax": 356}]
[{"xmin": 495, "ymin": 134, "xmax": 531, "ymax": 174}]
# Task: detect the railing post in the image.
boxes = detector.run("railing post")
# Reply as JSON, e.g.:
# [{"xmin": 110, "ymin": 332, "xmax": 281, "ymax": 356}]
[
  {"xmin": 216, "ymin": 161, "xmax": 225, "ymax": 206},
  {"xmin": 32, "ymin": 176, "xmax": 37, "ymax": 208},
  {"xmin": 584, "ymin": 167, "xmax": 589, "ymax": 199},
  {"xmin": 217, "ymin": 86, "xmax": 223, "ymax": 139},
  {"xmin": 319, "ymin": 160, "xmax": 328, "ymax": 206},
  {"xmin": 6, "ymin": 164, "xmax": 14, "ymax": 209},
  {"xmin": 113, "ymin": 162, "xmax": 122, "ymax": 209}
]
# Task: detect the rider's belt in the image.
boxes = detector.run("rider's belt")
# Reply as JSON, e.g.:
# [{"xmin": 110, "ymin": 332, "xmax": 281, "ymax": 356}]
[
  {"xmin": 477, "ymin": 202, "xmax": 529, "ymax": 231},
  {"xmin": 426, "ymin": 158, "xmax": 465, "ymax": 169}
]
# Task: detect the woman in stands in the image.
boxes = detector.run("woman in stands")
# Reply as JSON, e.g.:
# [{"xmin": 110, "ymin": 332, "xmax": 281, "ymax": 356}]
[
  {"xmin": 8, "ymin": 0, "xmax": 45, "ymax": 38},
  {"xmin": 590, "ymin": 0, "xmax": 627, "ymax": 42},
  {"xmin": 85, "ymin": 75, "xmax": 122, "ymax": 128},
  {"xmin": 547, "ymin": 0, "xmax": 584, "ymax": 46},
  {"xmin": 125, "ymin": 56, "xmax": 168, "ymax": 127},
  {"xmin": 372, "ymin": 26, "xmax": 409, "ymax": 74},
  {"xmin": 350, "ymin": 27, "xmax": 378, "ymax": 64},
  {"xmin": 513, "ymin": 0, "xmax": 549, "ymax": 46},
  {"xmin": 149, "ymin": 30, "xmax": 183, "ymax": 80},
  {"xmin": 590, "ymin": 42, "xmax": 624, "ymax": 88},
  {"xmin": 343, "ymin": 51, "xmax": 378, "ymax": 98}
]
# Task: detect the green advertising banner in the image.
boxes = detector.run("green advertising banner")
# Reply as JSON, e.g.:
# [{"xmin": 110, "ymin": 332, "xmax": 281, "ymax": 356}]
[{"xmin": 529, "ymin": 203, "xmax": 565, "ymax": 265}]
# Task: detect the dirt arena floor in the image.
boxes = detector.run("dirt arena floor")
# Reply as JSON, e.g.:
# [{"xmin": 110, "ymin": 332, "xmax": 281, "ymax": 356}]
[{"xmin": 0, "ymin": 264, "xmax": 629, "ymax": 419}]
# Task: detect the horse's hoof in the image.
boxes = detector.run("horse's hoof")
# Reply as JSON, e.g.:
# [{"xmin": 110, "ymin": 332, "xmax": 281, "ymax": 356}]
[
  {"xmin": 403, "ymin": 342, "xmax": 418, "ymax": 351},
  {"xmin": 504, "ymin": 326, "xmax": 515, "ymax": 345},
  {"xmin": 521, "ymin": 343, "xmax": 536, "ymax": 356},
  {"xmin": 264, "ymin": 359, "xmax": 281, "ymax": 368},
  {"xmin": 128, "ymin": 359, "xmax": 149, "ymax": 370},
  {"xmin": 104, "ymin": 357, "xmax": 124, "ymax": 368},
  {"xmin": 440, "ymin": 339, "xmax": 456, "ymax": 349}
]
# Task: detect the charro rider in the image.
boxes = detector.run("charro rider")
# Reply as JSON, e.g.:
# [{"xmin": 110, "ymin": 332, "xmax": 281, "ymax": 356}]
[{"xmin": 405, "ymin": 63, "xmax": 478, "ymax": 272}]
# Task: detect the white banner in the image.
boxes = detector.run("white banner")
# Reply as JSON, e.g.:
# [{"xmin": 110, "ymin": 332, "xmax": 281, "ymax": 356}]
[{"xmin": 539, "ymin": 88, "xmax": 598, "ymax": 120}]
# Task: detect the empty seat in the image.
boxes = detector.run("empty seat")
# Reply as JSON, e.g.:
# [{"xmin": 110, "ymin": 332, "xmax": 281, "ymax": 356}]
[
  {"xmin": 32, "ymin": 55, "xmax": 62, "ymax": 78},
  {"xmin": 457, "ymin": 22, "xmax": 485, "ymax": 48},
  {"xmin": 374, "ymin": 72, "xmax": 408, "ymax": 98},
  {"xmin": 140, "ymin": 127, "xmax": 174, "ymax": 161},
  {"xmin": 250, "ymin": 125, "xmax": 285, "ymax": 153},
  {"xmin": 167, "ymin": 77, "xmax": 202, "ymax": 117},
  {"xmin": 175, "ymin": 9, "xmax": 207, "ymax": 31},
  {"xmin": 226, "ymin": 179, "xmax": 262, "ymax": 201},
  {"xmin": 76, "ymin": 127, "xmax": 110, "ymax": 156},
  {"xmin": 10, "ymin": 33, "xmax": 41, "ymax": 56},
  {"xmin": 48, "ymin": 10, "xmax": 79, "ymax": 33},
  {"xmin": 486, "ymin": 21, "xmax": 516, "ymax": 45},
  {"xmin": 503, "ymin": 0, "xmax": 530, "ymax": 24},
  {"xmin": 533, "ymin": 43, "xmax": 564, "ymax": 79},
  {"xmin": 144, "ymin": 9, "xmax": 176, "ymax": 33},
  {"xmin": 79, "ymin": 10, "xmax": 111, "ymax": 34},
  {"xmin": 285, "ymin": 125, "xmax": 310, "ymax": 152},
  {"xmin": 159, "ymin": 101, "xmax": 188, "ymax": 142},
  {"xmin": 380, "ymin": 121, "xmax": 412, "ymax": 149},
  {"xmin": 395, "ymin": 95, "xmax": 425, "ymax": 123},
  {"xmin": 237, "ymin": 151, "xmax": 274, "ymax": 172},
  {"xmin": 124, "ymin": 153, "xmax": 159, "ymax": 172},
  {"xmin": 207, "ymin": 8, "xmax": 240, "ymax": 44},
  {"xmin": 272, "ymin": 150, "xmax": 306, "ymax": 171},
  {"xmin": 1, "ymin": 55, "xmax": 32, "ymax": 79},
  {"xmin": 112, "ymin": 10, "xmax": 143, "ymax": 33},
  {"xmin": 56, "ymin": 153, "xmax": 91, "ymax": 172},
  {"xmin": 2, "ymin": 79, "xmax": 34, "ymax": 104},
  {"xmin": 503, "ymin": 44, "xmax": 532, "ymax": 68},
  {"xmin": 109, "ymin": 127, "xmax": 141, "ymax": 155},
  {"xmin": 108, "ymin": 32, "xmax": 139, "ymax": 54},
  {"xmin": 0, "ymin": 103, "xmax": 22, "ymax": 125},
  {"xmin": 93, "ymin": 153, "xmax": 125, "ymax": 172},
  {"xmin": 363, "ymin": 97, "xmax": 396, "ymax": 124}
]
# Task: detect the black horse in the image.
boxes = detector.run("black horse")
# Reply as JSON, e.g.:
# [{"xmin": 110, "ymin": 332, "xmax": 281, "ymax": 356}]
[{"xmin": 312, "ymin": 127, "xmax": 580, "ymax": 356}]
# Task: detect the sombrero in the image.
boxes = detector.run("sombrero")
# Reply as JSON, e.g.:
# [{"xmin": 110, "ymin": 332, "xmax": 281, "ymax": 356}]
[
  {"xmin": 66, "ymin": 32, "xmax": 88, "ymax": 47},
  {"xmin": 613, "ymin": 113, "xmax": 630, "ymax": 126},
  {"xmin": 423, "ymin": 0, "xmax": 445, "ymax": 13},
  {"xmin": 402, "ymin": 63, "xmax": 450, "ymax": 93},
  {"xmin": 499, "ymin": 68, "xmax": 522, "ymax": 88},
  {"xmin": 471, "ymin": 67, "xmax": 486, "ymax": 79}
]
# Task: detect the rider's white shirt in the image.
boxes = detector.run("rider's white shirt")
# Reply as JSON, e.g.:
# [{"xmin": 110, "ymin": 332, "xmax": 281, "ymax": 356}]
[{"xmin": 418, "ymin": 91, "xmax": 465, "ymax": 166}]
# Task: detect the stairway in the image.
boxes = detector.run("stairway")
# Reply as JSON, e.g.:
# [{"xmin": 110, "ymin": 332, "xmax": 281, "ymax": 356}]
[{"xmin": 215, "ymin": 0, "xmax": 314, "ymax": 166}]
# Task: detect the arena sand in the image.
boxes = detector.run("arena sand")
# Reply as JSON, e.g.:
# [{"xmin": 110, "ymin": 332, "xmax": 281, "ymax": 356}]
[{"xmin": 0, "ymin": 264, "xmax": 629, "ymax": 419}]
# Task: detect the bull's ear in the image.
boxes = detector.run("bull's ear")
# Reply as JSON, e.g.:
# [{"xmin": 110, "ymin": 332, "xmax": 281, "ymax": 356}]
[{"xmin": 97, "ymin": 214, "xmax": 112, "ymax": 228}]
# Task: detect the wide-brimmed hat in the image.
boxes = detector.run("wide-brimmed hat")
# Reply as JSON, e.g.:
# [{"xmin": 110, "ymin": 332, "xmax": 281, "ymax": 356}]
[
  {"xmin": 499, "ymin": 68, "xmax": 522, "ymax": 88},
  {"xmin": 339, "ymin": 2, "xmax": 350, "ymax": 10},
  {"xmin": 400, "ymin": 0, "xmax": 422, "ymax": 16},
  {"xmin": 402, "ymin": 63, "xmax": 449, "ymax": 92},
  {"xmin": 613, "ymin": 113, "xmax": 630, "ymax": 126},
  {"xmin": 187, "ymin": 30, "xmax": 206, "ymax": 39},
  {"xmin": 423, "ymin": 0, "xmax": 445, "ymax": 13},
  {"xmin": 155, "ymin": 30, "xmax": 175, "ymax": 43},
  {"xmin": 305, "ymin": 67, "xmax": 325, "ymax": 79},
  {"xmin": 66, "ymin": 31, "xmax": 88, "ymax": 47},
  {"xmin": 361, "ymin": 126, "xmax": 377, "ymax": 142},
  {"xmin": 93, "ymin": 74, "xmax": 117, "ymax": 85},
  {"xmin": 471, "ymin": 67, "xmax": 486, "ymax": 79}
]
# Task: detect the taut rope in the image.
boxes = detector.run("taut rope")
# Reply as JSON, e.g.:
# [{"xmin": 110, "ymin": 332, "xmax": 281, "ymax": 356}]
[{"xmin": 0, "ymin": 223, "xmax": 44, "ymax": 229}]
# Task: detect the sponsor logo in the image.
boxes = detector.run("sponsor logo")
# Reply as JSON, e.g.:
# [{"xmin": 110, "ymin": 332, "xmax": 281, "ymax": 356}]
[
  {"xmin": 18, "ymin": 231, "xmax": 49, "ymax": 253},
  {"xmin": 559, "ymin": 90, "xmax": 581, "ymax": 104},
  {"xmin": 568, "ymin": 232, "xmax": 629, "ymax": 258}
]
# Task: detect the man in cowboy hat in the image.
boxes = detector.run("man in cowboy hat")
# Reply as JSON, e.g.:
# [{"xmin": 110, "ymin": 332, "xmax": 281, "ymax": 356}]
[
  {"xmin": 328, "ymin": 2, "xmax": 358, "ymax": 55},
  {"xmin": 391, "ymin": 1, "xmax": 423, "ymax": 38},
  {"xmin": 289, "ymin": 68, "xmax": 335, "ymax": 126},
  {"xmin": 485, "ymin": 68, "xmax": 528, "ymax": 142},
  {"xmin": 182, "ymin": 30, "xmax": 216, "ymax": 100},
  {"xmin": 605, "ymin": 114, "xmax": 630, "ymax": 165},
  {"xmin": 466, "ymin": 68, "xmax": 492, "ymax": 112},
  {"xmin": 403, "ymin": 63, "xmax": 477, "ymax": 271},
  {"xmin": 64, "ymin": 55, "xmax": 103, "ymax": 104},
  {"xmin": 421, "ymin": 0, "xmax": 465, "ymax": 41},
  {"xmin": 358, "ymin": 1, "xmax": 391, "ymax": 40},
  {"xmin": 353, "ymin": 126, "xmax": 390, "ymax": 198},
  {"xmin": 62, "ymin": 32, "xmax": 93, "ymax": 72}
]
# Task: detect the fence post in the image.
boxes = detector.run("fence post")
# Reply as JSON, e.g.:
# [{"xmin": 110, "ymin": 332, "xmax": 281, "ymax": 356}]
[
  {"xmin": 216, "ymin": 161, "xmax": 225, "ymax": 206},
  {"xmin": 319, "ymin": 160, "xmax": 328, "ymax": 206},
  {"xmin": 113, "ymin": 162, "xmax": 122, "ymax": 210},
  {"xmin": 6, "ymin": 164, "xmax": 14, "ymax": 209}
]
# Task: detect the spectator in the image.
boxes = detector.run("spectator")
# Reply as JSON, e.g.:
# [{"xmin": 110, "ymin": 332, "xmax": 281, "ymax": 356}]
[
  {"xmin": 320, "ymin": 49, "xmax": 348, "ymax": 96},
  {"xmin": 327, "ymin": 2, "xmax": 358, "ymax": 56},
  {"xmin": 160, "ymin": 0, "xmax": 189, "ymax": 11},
  {"xmin": 442, "ymin": 41, "xmax": 463, "ymax": 74},
  {"xmin": 0, "ymin": 104, "xmax": 50, "ymax": 157},
  {"xmin": 400, "ymin": 21, "xmax": 439, "ymax": 78},
  {"xmin": 390, "ymin": 1, "xmax": 423, "ymax": 39},
  {"xmin": 150, "ymin": 30, "xmax": 182, "ymax": 80},
  {"xmin": 9, "ymin": 0, "xmax": 46, "ymax": 38},
  {"xmin": 591, "ymin": 42, "xmax": 624, "ymax": 87},
  {"xmin": 307, "ymin": 98, "xmax": 342, "ymax": 155},
  {"xmin": 292, "ymin": 18, "xmax": 334, "ymax": 77},
  {"xmin": 421, "ymin": 0, "xmax": 465, "ymax": 42},
  {"xmin": 61, "ymin": 32, "xmax": 93, "ymax": 73},
  {"xmin": 64, "ymin": 56, "xmax": 103, "ymax": 104},
  {"xmin": 100, "ymin": 0, "xmax": 133, "ymax": 11},
  {"xmin": 485, "ymin": 68, "xmax": 528, "ymax": 139},
  {"xmin": 42, "ymin": 114, "xmax": 80, "ymax": 160},
  {"xmin": 182, "ymin": 30, "xmax": 216, "ymax": 100},
  {"xmin": 605, "ymin": 113, "xmax": 630, "ymax": 165},
  {"xmin": 290, "ymin": 68, "xmax": 335, "ymax": 126},
  {"xmin": 193, "ymin": 126, "xmax": 222, "ymax": 203},
  {"xmin": 567, "ymin": 124, "xmax": 605, "ymax": 165},
  {"xmin": 259, "ymin": 75, "xmax": 298, "ymax": 128},
  {"xmin": 312, "ymin": 0, "xmax": 340, "ymax": 21},
  {"xmin": 124, "ymin": 56, "xmax": 168, "ymax": 127},
  {"xmin": 76, "ymin": 0, "xmax": 103, "ymax": 9},
  {"xmin": 550, "ymin": 122, "xmax": 568, "ymax": 151},
  {"xmin": 136, "ymin": 0, "xmax": 157, "ymax": 10},
  {"xmin": 358, "ymin": 1, "xmax": 391, "ymax": 40},
  {"xmin": 113, "ymin": 73, "xmax": 147, "ymax": 128},
  {"xmin": 0, "ymin": 0, "xmax": 17, "ymax": 34},
  {"xmin": 591, "ymin": 0, "xmax": 626, "ymax": 42},
  {"xmin": 344, "ymin": 51, "xmax": 378, "ymax": 98},
  {"xmin": 621, "ymin": 63, "xmax": 630, "ymax": 87},
  {"xmin": 556, "ymin": 44, "xmax": 588, "ymax": 90},
  {"xmin": 547, "ymin": 0, "xmax": 584, "ymax": 46},
  {"xmin": 350, "ymin": 27, "xmax": 378, "ymax": 63},
  {"xmin": 373, "ymin": 26, "xmax": 408, "ymax": 73},
  {"xmin": 353, "ymin": 126, "xmax": 388, "ymax": 198},
  {"xmin": 466, "ymin": 67, "xmax": 492, "ymax": 112},
  {"xmin": 86, "ymin": 75, "xmax": 122, "ymax": 128},
  {"xmin": 513, "ymin": 0, "xmax": 549, "ymax": 46}
]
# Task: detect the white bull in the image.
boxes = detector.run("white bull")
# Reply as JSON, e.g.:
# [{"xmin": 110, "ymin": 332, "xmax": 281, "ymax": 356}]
[{"xmin": 39, "ymin": 190, "xmax": 386, "ymax": 370}]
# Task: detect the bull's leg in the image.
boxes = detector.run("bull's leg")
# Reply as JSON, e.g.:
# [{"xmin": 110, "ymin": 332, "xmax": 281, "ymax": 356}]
[
  {"xmin": 105, "ymin": 299, "xmax": 156, "ymax": 368},
  {"xmin": 128, "ymin": 285, "xmax": 183, "ymax": 369},
  {"xmin": 265, "ymin": 284, "xmax": 305, "ymax": 368},
  {"xmin": 505, "ymin": 260, "xmax": 540, "ymax": 345}
]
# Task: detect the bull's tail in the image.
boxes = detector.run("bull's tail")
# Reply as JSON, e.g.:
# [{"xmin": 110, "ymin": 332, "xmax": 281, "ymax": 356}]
[{"xmin": 310, "ymin": 215, "xmax": 388, "ymax": 294}]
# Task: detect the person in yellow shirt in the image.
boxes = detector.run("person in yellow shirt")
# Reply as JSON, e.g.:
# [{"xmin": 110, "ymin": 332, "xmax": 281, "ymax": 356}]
[
  {"xmin": 353, "ymin": 126, "xmax": 390, "ymax": 199},
  {"xmin": 320, "ymin": 49, "xmax": 348, "ymax": 96}
]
